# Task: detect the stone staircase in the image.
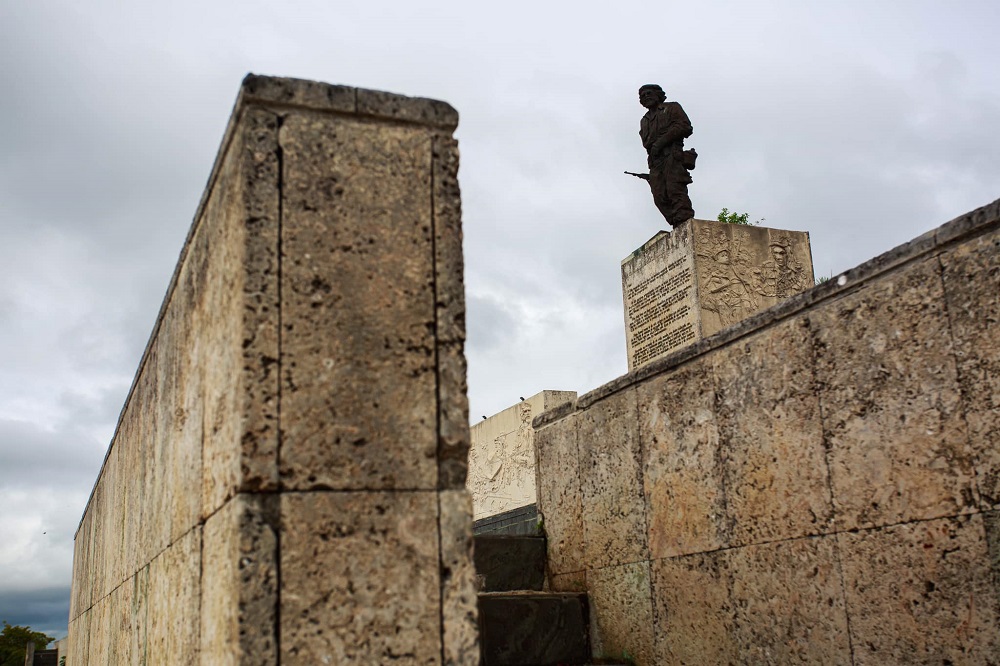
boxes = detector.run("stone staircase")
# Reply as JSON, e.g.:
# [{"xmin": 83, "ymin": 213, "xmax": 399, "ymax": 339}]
[{"xmin": 473, "ymin": 534, "xmax": 626, "ymax": 666}]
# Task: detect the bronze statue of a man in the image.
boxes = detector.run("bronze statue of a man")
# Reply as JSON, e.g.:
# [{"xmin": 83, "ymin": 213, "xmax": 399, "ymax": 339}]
[{"xmin": 638, "ymin": 84, "xmax": 696, "ymax": 227}]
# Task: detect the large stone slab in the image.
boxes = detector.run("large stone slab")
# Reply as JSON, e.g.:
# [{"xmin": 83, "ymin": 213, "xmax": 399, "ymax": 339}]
[
  {"xmin": 587, "ymin": 561, "xmax": 655, "ymax": 665},
  {"xmin": 69, "ymin": 75, "xmax": 476, "ymax": 666},
  {"xmin": 579, "ymin": 388, "xmax": 648, "ymax": 569},
  {"xmin": 940, "ymin": 224, "xmax": 1000, "ymax": 508},
  {"xmin": 729, "ymin": 536, "xmax": 851, "ymax": 664},
  {"xmin": 814, "ymin": 256, "xmax": 978, "ymax": 531},
  {"xmin": 622, "ymin": 219, "xmax": 813, "ymax": 371},
  {"xmin": 535, "ymin": 414, "xmax": 585, "ymax": 575},
  {"xmin": 200, "ymin": 494, "xmax": 278, "ymax": 666},
  {"xmin": 840, "ymin": 514, "xmax": 1000, "ymax": 664},
  {"xmin": 638, "ymin": 355, "xmax": 726, "ymax": 559},
  {"xmin": 715, "ymin": 315, "xmax": 833, "ymax": 547},
  {"xmin": 279, "ymin": 491, "xmax": 442, "ymax": 664},
  {"xmin": 651, "ymin": 550, "xmax": 737, "ymax": 665},
  {"xmin": 278, "ymin": 112, "xmax": 439, "ymax": 491}
]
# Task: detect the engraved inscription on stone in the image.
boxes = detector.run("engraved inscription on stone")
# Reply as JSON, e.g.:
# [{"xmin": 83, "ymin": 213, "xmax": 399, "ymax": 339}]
[{"xmin": 622, "ymin": 229, "xmax": 701, "ymax": 371}]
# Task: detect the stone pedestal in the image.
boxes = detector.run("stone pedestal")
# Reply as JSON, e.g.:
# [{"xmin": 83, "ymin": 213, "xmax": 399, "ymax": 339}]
[{"xmin": 622, "ymin": 219, "xmax": 814, "ymax": 371}]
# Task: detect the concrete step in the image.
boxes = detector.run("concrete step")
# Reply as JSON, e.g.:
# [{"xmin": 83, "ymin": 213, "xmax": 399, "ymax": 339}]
[
  {"xmin": 477, "ymin": 591, "xmax": 590, "ymax": 666},
  {"xmin": 473, "ymin": 535, "xmax": 546, "ymax": 592}
]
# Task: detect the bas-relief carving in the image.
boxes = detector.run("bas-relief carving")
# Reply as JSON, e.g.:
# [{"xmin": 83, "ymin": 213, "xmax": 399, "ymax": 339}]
[
  {"xmin": 696, "ymin": 227, "xmax": 760, "ymax": 328},
  {"xmin": 468, "ymin": 401, "xmax": 537, "ymax": 519},
  {"xmin": 695, "ymin": 226, "xmax": 811, "ymax": 335},
  {"xmin": 751, "ymin": 233, "xmax": 809, "ymax": 299}
]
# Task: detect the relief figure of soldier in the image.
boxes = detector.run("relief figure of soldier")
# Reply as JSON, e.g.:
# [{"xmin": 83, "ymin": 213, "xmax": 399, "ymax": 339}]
[{"xmin": 638, "ymin": 83, "xmax": 696, "ymax": 227}]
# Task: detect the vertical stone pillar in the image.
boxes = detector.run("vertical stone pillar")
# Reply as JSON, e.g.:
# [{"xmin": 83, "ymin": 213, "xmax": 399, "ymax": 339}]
[
  {"xmin": 263, "ymin": 77, "xmax": 479, "ymax": 665},
  {"xmin": 69, "ymin": 75, "xmax": 478, "ymax": 666}
]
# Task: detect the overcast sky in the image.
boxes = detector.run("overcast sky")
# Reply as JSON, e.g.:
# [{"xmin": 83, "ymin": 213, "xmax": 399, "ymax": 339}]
[{"xmin": 1, "ymin": 0, "xmax": 998, "ymax": 641}]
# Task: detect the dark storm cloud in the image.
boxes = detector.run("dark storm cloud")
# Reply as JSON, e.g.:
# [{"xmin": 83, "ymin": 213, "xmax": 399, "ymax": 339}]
[{"xmin": 0, "ymin": 587, "xmax": 70, "ymax": 641}]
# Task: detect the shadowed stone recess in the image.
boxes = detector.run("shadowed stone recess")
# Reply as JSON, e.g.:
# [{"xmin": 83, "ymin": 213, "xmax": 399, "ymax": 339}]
[
  {"xmin": 473, "ymin": 536, "xmax": 546, "ymax": 592},
  {"xmin": 477, "ymin": 592, "xmax": 590, "ymax": 666}
]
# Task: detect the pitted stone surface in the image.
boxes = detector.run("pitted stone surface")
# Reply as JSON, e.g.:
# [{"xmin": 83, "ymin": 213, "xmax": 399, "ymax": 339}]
[
  {"xmin": 280, "ymin": 492, "xmax": 442, "ymax": 664},
  {"xmin": 729, "ymin": 536, "xmax": 850, "ymax": 664},
  {"xmin": 840, "ymin": 515, "xmax": 1000, "ymax": 665},
  {"xmin": 651, "ymin": 551, "xmax": 736, "ymax": 665},
  {"xmin": 432, "ymin": 135, "xmax": 471, "ymax": 490},
  {"xmin": 200, "ymin": 107, "xmax": 281, "ymax": 514},
  {"xmin": 147, "ymin": 527, "xmax": 201, "ymax": 665},
  {"xmin": 439, "ymin": 490, "xmax": 480, "ymax": 666},
  {"xmin": 200, "ymin": 494, "xmax": 278, "ymax": 666},
  {"xmin": 580, "ymin": 388, "xmax": 647, "ymax": 568},
  {"xmin": 940, "ymin": 225, "xmax": 1000, "ymax": 508},
  {"xmin": 638, "ymin": 356, "xmax": 726, "ymax": 558},
  {"xmin": 814, "ymin": 257, "xmax": 977, "ymax": 531},
  {"xmin": 535, "ymin": 415, "xmax": 585, "ymax": 575},
  {"xmin": 716, "ymin": 316, "xmax": 833, "ymax": 547},
  {"xmin": 588, "ymin": 561, "xmax": 654, "ymax": 665},
  {"xmin": 69, "ymin": 77, "xmax": 475, "ymax": 665},
  {"xmin": 279, "ymin": 113, "xmax": 438, "ymax": 491}
]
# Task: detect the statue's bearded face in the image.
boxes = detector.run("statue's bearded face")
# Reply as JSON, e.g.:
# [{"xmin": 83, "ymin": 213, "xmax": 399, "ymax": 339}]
[{"xmin": 639, "ymin": 87, "xmax": 664, "ymax": 109}]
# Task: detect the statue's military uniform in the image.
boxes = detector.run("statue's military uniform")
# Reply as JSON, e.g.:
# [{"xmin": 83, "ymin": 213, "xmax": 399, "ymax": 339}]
[{"xmin": 640, "ymin": 101, "xmax": 695, "ymax": 226}]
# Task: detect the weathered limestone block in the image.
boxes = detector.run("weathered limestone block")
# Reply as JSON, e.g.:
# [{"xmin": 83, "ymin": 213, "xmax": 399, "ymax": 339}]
[
  {"xmin": 580, "ymin": 389, "xmax": 648, "ymax": 568},
  {"xmin": 438, "ymin": 490, "xmax": 480, "ymax": 665},
  {"xmin": 67, "ymin": 609, "xmax": 90, "ymax": 666},
  {"xmin": 638, "ymin": 355, "xmax": 726, "ymax": 558},
  {"xmin": 200, "ymin": 106, "xmax": 281, "ymax": 516},
  {"xmin": 840, "ymin": 514, "xmax": 1000, "ymax": 664},
  {"xmin": 147, "ymin": 527, "xmax": 201, "ymax": 665},
  {"xmin": 587, "ymin": 561, "xmax": 655, "ymax": 665},
  {"xmin": 940, "ymin": 223, "xmax": 1000, "ymax": 508},
  {"xmin": 535, "ymin": 414, "xmax": 585, "ymax": 575},
  {"xmin": 200, "ymin": 494, "xmax": 278, "ymax": 666},
  {"xmin": 549, "ymin": 570, "xmax": 587, "ymax": 592},
  {"xmin": 468, "ymin": 390, "xmax": 577, "ymax": 519},
  {"xmin": 715, "ymin": 316, "xmax": 833, "ymax": 547},
  {"xmin": 729, "ymin": 536, "xmax": 851, "ymax": 664},
  {"xmin": 278, "ymin": 113, "xmax": 438, "ymax": 491},
  {"xmin": 622, "ymin": 219, "xmax": 813, "ymax": 371},
  {"xmin": 432, "ymin": 135, "xmax": 472, "ymax": 491},
  {"xmin": 651, "ymin": 550, "xmax": 736, "ymax": 665},
  {"xmin": 280, "ymin": 491, "xmax": 442, "ymax": 664},
  {"xmin": 814, "ymin": 257, "xmax": 978, "ymax": 531},
  {"xmin": 70, "ymin": 75, "xmax": 476, "ymax": 666}
]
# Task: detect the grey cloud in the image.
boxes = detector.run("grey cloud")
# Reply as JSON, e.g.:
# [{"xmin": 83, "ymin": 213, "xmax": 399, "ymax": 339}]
[{"xmin": 0, "ymin": 587, "xmax": 70, "ymax": 641}]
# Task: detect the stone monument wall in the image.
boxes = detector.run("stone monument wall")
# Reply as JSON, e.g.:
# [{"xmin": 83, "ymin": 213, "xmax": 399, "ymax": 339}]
[
  {"xmin": 537, "ymin": 199, "xmax": 1000, "ymax": 665},
  {"xmin": 67, "ymin": 75, "xmax": 478, "ymax": 665},
  {"xmin": 467, "ymin": 390, "xmax": 576, "ymax": 521}
]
